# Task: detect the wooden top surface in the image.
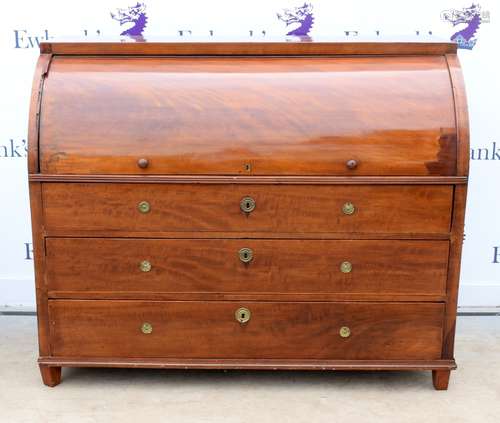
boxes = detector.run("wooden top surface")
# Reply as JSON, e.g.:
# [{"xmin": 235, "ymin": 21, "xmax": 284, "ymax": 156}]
[{"xmin": 40, "ymin": 36, "xmax": 457, "ymax": 56}]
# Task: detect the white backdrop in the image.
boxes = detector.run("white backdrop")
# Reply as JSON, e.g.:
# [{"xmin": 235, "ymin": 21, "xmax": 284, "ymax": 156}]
[{"xmin": 1, "ymin": 0, "xmax": 499, "ymax": 308}]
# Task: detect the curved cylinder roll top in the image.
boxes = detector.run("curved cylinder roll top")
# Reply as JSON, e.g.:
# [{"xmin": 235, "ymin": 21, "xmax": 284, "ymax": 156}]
[{"xmin": 31, "ymin": 40, "xmax": 467, "ymax": 176}]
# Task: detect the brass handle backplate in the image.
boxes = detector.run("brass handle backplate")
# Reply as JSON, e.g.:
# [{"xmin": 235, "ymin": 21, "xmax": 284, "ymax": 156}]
[
  {"xmin": 240, "ymin": 197, "xmax": 256, "ymax": 213},
  {"xmin": 140, "ymin": 260, "xmax": 152, "ymax": 272},
  {"xmin": 339, "ymin": 326, "xmax": 351, "ymax": 338},
  {"xmin": 239, "ymin": 248, "xmax": 253, "ymax": 263},
  {"xmin": 342, "ymin": 202, "xmax": 355, "ymax": 215},
  {"xmin": 235, "ymin": 307, "xmax": 251, "ymax": 324},
  {"xmin": 138, "ymin": 201, "xmax": 150, "ymax": 213},
  {"xmin": 141, "ymin": 322, "xmax": 153, "ymax": 334},
  {"xmin": 340, "ymin": 261, "xmax": 352, "ymax": 273}
]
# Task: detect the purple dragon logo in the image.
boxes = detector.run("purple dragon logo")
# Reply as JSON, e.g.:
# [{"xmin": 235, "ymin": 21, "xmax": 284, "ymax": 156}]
[
  {"xmin": 111, "ymin": 2, "xmax": 148, "ymax": 37},
  {"xmin": 441, "ymin": 4, "xmax": 489, "ymax": 50},
  {"xmin": 277, "ymin": 3, "xmax": 314, "ymax": 36}
]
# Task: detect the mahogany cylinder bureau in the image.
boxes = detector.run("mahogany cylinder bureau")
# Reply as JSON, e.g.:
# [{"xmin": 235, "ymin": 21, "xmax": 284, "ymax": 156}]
[{"xmin": 28, "ymin": 39, "xmax": 469, "ymax": 389}]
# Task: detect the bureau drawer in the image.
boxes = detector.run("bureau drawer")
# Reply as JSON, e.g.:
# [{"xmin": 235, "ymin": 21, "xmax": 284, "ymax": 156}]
[
  {"xmin": 46, "ymin": 238, "xmax": 449, "ymax": 296},
  {"xmin": 42, "ymin": 184, "xmax": 453, "ymax": 234},
  {"xmin": 48, "ymin": 300, "xmax": 444, "ymax": 360}
]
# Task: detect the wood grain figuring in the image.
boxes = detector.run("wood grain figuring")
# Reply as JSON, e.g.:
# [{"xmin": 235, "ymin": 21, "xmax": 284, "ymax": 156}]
[
  {"xmin": 46, "ymin": 238, "xmax": 449, "ymax": 295},
  {"xmin": 39, "ymin": 56, "xmax": 456, "ymax": 176},
  {"xmin": 42, "ymin": 183, "xmax": 453, "ymax": 234},
  {"xmin": 48, "ymin": 300, "xmax": 444, "ymax": 360}
]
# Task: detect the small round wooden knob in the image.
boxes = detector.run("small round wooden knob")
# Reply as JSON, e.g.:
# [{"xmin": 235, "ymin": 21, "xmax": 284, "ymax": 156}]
[
  {"xmin": 346, "ymin": 159, "xmax": 358, "ymax": 170},
  {"xmin": 137, "ymin": 158, "xmax": 149, "ymax": 169}
]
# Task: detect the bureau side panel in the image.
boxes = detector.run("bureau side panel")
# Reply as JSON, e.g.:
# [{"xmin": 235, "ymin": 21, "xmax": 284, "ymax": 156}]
[
  {"xmin": 442, "ymin": 185, "xmax": 467, "ymax": 359},
  {"xmin": 27, "ymin": 54, "xmax": 52, "ymax": 357},
  {"xmin": 442, "ymin": 54, "xmax": 469, "ymax": 359}
]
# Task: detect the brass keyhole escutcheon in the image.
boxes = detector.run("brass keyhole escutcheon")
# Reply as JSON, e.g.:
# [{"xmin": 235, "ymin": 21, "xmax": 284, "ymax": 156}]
[
  {"xmin": 141, "ymin": 322, "xmax": 153, "ymax": 334},
  {"xmin": 140, "ymin": 260, "xmax": 152, "ymax": 272},
  {"xmin": 239, "ymin": 248, "xmax": 253, "ymax": 263},
  {"xmin": 340, "ymin": 261, "xmax": 352, "ymax": 273},
  {"xmin": 235, "ymin": 307, "xmax": 251, "ymax": 324},
  {"xmin": 240, "ymin": 197, "xmax": 256, "ymax": 213},
  {"xmin": 339, "ymin": 326, "xmax": 351, "ymax": 338},
  {"xmin": 244, "ymin": 163, "xmax": 252, "ymax": 172},
  {"xmin": 342, "ymin": 202, "xmax": 355, "ymax": 215},
  {"xmin": 138, "ymin": 201, "xmax": 151, "ymax": 213}
]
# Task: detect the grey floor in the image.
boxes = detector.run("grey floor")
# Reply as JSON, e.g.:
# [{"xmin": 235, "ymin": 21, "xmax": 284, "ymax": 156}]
[{"xmin": 1, "ymin": 315, "xmax": 499, "ymax": 423}]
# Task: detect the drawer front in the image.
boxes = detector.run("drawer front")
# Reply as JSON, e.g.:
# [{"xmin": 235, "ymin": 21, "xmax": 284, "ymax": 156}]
[
  {"xmin": 42, "ymin": 184, "xmax": 453, "ymax": 234},
  {"xmin": 40, "ymin": 56, "xmax": 456, "ymax": 176},
  {"xmin": 46, "ymin": 238, "xmax": 449, "ymax": 295},
  {"xmin": 48, "ymin": 300, "xmax": 444, "ymax": 360}
]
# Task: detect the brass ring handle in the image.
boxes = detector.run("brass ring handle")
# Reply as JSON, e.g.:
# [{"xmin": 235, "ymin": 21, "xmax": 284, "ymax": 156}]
[
  {"xmin": 235, "ymin": 307, "xmax": 251, "ymax": 324},
  {"xmin": 342, "ymin": 202, "xmax": 355, "ymax": 215},
  {"xmin": 138, "ymin": 201, "xmax": 150, "ymax": 213},
  {"xmin": 340, "ymin": 261, "xmax": 352, "ymax": 273},
  {"xmin": 239, "ymin": 248, "xmax": 253, "ymax": 263},
  {"xmin": 139, "ymin": 260, "xmax": 152, "ymax": 272},
  {"xmin": 137, "ymin": 158, "xmax": 149, "ymax": 169},
  {"xmin": 141, "ymin": 322, "xmax": 153, "ymax": 334},
  {"xmin": 339, "ymin": 326, "xmax": 351, "ymax": 338},
  {"xmin": 240, "ymin": 197, "xmax": 256, "ymax": 213}
]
